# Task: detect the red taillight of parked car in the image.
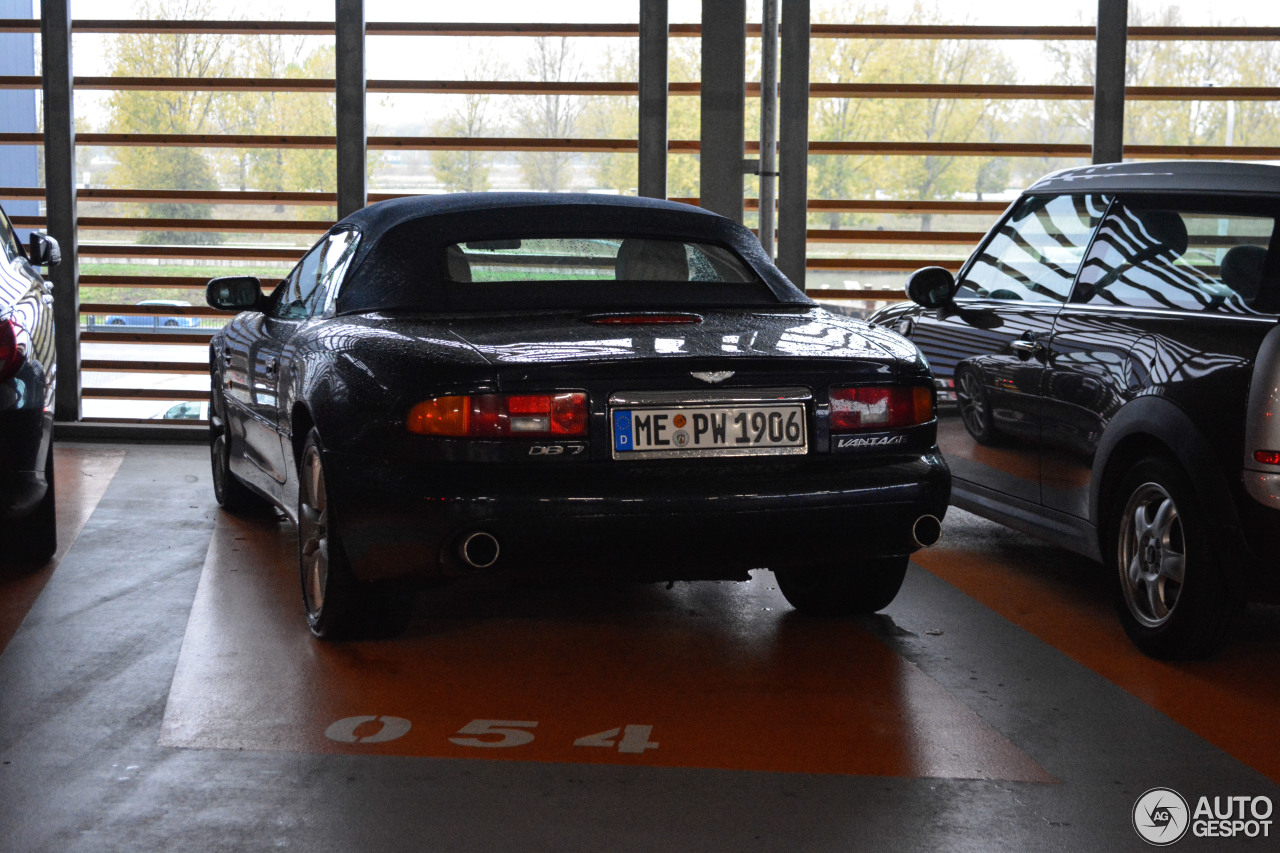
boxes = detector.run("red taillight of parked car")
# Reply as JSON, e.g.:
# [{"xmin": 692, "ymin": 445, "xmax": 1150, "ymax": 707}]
[
  {"xmin": 1255, "ymin": 450, "xmax": 1280, "ymax": 466},
  {"xmin": 407, "ymin": 392, "xmax": 588, "ymax": 438},
  {"xmin": 829, "ymin": 385, "xmax": 934, "ymax": 432},
  {"xmin": 0, "ymin": 318, "xmax": 25, "ymax": 383}
]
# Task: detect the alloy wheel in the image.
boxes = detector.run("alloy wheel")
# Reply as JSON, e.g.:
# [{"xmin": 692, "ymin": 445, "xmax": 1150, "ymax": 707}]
[
  {"xmin": 957, "ymin": 370, "xmax": 987, "ymax": 434},
  {"xmin": 299, "ymin": 444, "xmax": 329, "ymax": 616},
  {"xmin": 1117, "ymin": 481, "xmax": 1186, "ymax": 628}
]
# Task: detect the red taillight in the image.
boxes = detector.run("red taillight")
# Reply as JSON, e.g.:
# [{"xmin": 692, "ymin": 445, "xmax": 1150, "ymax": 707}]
[
  {"xmin": 0, "ymin": 318, "xmax": 25, "ymax": 383},
  {"xmin": 1255, "ymin": 450, "xmax": 1280, "ymax": 466},
  {"xmin": 407, "ymin": 392, "xmax": 588, "ymax": 438},
  {"xmin": 829, "ymin": 385, "xmax": 934, "ymax": 432}
]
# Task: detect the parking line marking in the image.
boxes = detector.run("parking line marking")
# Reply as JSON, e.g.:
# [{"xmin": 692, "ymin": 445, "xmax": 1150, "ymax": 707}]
[{"xmin": 913, "ymin": 522, "xmax": 1280, "ymax": 785}]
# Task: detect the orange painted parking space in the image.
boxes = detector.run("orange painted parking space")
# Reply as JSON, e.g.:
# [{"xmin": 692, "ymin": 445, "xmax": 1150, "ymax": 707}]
[
  {"xmin": 913, "ymin": 517, "xmax": 1280, "ymax": 784},
  {"xmin": 161, "ymin": 511, "xmax": 1052, "ymax": 782},
  {"xmin": 0, "ymin": 446, "xmax": 125, "ymax": 653}
]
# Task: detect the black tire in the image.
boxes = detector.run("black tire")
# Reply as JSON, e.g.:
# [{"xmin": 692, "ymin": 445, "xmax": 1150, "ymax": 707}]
[
  {"xmin": 775, "ymin": 555, "xmax": 909, "ymax": 616},
  {"xmin": 209, "ymin": 393, "xmax": 272, "ymax": 515},
  {"xmin": 108, "ymin": 318, "xmax": 125, "ymax": 325},
  {"xmin": 297, "ymin": 427, "xmax": 414, "ymax": 640},
  {"xmin": 1109, "ymin": 456, "xmax": 1238, "ymax": 659},
  {"xmin": 954, "ymin": 365, "xmax": 1001, "ymax": 445},
  {"xmin": 5, "ymin": 447, "xmax": 57, "ymax": 565}
]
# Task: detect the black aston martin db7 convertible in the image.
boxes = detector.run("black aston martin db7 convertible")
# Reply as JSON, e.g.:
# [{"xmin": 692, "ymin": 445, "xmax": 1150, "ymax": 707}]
[{"xmin": 206, "ymin": 193, "xmax": 950, "ymax": 638}]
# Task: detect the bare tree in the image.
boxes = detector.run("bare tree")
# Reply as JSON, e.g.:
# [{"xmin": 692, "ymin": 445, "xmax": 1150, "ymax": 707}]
[
  {"xmin": 431, "ymin": 47, "xmax": 504, "ymax": 192},
  {"xmin": 515, "ymin": 37, "xmax": 584, "ymax": 192}
]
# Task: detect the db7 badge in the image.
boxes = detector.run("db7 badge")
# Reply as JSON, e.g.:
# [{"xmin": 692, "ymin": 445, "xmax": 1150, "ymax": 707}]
[{"xmin": 528, "ymin": 443, "xmax": 586, "ymax": 457}]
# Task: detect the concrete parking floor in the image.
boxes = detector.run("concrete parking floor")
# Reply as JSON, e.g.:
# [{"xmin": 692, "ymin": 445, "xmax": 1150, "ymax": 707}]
[{"xmin": 1, "ymin": 442, "xmax": 1278, "ymax": 852}]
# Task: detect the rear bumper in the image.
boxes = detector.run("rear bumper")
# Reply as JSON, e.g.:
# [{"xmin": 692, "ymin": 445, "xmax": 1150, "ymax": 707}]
[{"xmin": 322, "ymin": 449, "xmax": 951, "ymax": 583}]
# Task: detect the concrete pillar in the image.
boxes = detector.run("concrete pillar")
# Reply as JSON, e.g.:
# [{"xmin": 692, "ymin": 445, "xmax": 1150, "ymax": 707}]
[
  {"xmin": 1092, "ymin": 0, "xmax": 1128, "ymax": 164},
  {"xmin": 776, "ymin": 0, "xmax": 810, "ymax": 288},
  {"xmin": 639, "ymin": 0, "xmax": 669, "ymax": 200},
  {"xmin": 40, "ymin": 0, "xmax": 79, "ymax": 420},
  {"xmin": 335, "ymin": 0, "xmax": 367, "ymax": 218},
  {"xmin": 758, "ymin": 0, "xmax": 779, "ymax": 258},
  {"xmin": 699, "ymin": 0, "xmax": 746, "ymax": 222}
]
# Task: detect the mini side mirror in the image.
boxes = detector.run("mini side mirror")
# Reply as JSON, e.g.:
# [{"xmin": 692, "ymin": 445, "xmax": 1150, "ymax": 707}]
[
  {"xmin": 207, "ymin": 276, "xmax": 265, "ymax": 312},
  {"xmin": 28, "ymin": 232, "xmax": 60, "ymax": 268},
  {"xmin": 905, "ymin": 266, "xmax": 958, "ymax": 309}
]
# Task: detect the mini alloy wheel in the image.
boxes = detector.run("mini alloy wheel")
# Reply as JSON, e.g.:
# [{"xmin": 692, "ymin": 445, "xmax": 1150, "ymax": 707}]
[
  {"xmin": 1110, "ymin": 456, "xmax": 1236, "ymax": 659},
  {"xmin": 1117, "ymin": 480, "xmax": 1184, "ymax": 629}
]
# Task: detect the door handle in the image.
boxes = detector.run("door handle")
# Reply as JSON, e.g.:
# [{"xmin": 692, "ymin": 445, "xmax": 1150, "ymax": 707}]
[
  {"xmin": 222, "ymin": 351, "xmax": 233, "ymax": 366},
  {"xmin": 264, "ymin": 356, "xmax": 278, "ymax": 376},
  {"xmin": 1010, "ymin": 338, "xmax": 1045, "ymax": 359}
]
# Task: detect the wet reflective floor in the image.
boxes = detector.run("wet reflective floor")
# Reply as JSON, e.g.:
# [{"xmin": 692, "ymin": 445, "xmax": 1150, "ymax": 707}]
[{"xmin": 2, "ymin": 443, "xmax": 1278, "ymax": 852}]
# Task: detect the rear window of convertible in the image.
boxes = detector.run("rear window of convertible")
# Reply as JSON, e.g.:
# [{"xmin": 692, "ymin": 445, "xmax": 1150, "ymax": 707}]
[
  {"xmin": 348, "ymin": 227, "xmax": 783, "ymax": 312},
  {"xmin": 444, "ymin": 237, "xmax": 758, "ymax": 284}
]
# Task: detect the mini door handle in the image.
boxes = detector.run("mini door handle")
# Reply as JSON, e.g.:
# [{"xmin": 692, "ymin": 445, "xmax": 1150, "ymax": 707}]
[
  {"xmin": 1009, "ymin": 339, "xmax": 1044, "ymax": 358},
  {"xmin": 264, "ymin": 357, "xmax": 278, "ymax": 376}
]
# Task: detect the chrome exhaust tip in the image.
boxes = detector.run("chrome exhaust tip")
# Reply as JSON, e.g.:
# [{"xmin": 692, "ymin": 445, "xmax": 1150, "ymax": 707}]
[
  {"xmin": 912, "ymin": 515, "xmax": 942, "ymax": 548},
  {"xmin": 460, "ymin": 531, "xmax": 500, "ymax": 569}
]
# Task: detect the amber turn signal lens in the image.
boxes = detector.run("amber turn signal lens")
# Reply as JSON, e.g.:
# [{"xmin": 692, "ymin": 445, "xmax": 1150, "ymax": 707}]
[{"xmin": 406, "ymin": 395, "xmax": 470, "ymax": 436}]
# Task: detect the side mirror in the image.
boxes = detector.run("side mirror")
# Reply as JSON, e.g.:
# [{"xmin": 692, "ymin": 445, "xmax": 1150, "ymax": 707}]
[
  {"xmin": 905, "ymin": 266, "xmax": 958, "ymax": 309},
  {"xmin": 207, "ymin": 276, "xmax": 265, "ymax": 312},
  {"xmin": 28, "ymin": 232, "xmax": 60, "ymax": 268}
]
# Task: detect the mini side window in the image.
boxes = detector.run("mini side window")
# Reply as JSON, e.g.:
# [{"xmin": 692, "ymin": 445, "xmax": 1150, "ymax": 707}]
[
  {"xmin": 957, "ymin": 194, "xmax": 1109, "ymax": 303},
  {"xmin": 1074, "ymin": 201, "xmax": 1275, "ymax": 315}
]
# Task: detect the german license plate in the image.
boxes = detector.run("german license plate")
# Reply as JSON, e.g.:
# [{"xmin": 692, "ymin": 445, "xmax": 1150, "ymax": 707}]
[{"xmin": 611, "ymin": 403, "xmax": 807, "ymax": 459}]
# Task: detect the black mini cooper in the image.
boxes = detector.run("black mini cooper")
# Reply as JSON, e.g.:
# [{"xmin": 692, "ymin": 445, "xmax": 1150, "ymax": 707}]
[{"xmin": 870, "ymin": 160, "xmax": 1280, "ymax": 658}]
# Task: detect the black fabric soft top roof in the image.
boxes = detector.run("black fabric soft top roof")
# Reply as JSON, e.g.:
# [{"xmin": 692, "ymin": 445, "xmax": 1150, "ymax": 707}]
[
  {"xmin": 331, "ymin": 193, "xmax": 810, "ymax": 314},
  {"xmin": 337, "ymin": 191, "xmax": 722, "ymax": 236}
]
